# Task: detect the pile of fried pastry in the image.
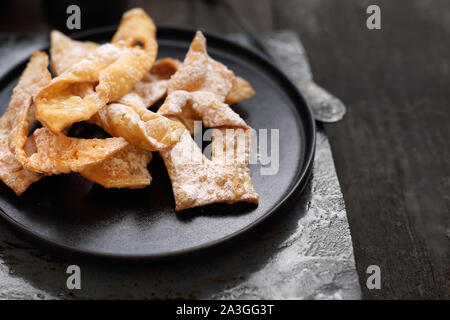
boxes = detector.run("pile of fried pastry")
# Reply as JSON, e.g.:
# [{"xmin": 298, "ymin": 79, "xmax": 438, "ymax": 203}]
[{"xmin": 0, "ymin": 8, "xmax": 259, "ymax": 211}]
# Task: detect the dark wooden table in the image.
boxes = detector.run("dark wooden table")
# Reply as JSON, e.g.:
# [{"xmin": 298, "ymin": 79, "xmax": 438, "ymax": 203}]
[{"xmin": 0, "ymin": 0, "xmax": 448, "ymax": 299}]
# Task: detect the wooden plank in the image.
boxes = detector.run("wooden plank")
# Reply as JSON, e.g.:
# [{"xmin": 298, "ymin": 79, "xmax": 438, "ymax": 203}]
[
  {"xmin": 127, "ymin": 0, "xmax": 195, "ymax": 26},
  {"xmin": 194, "ymin": 0, "xmax": 274, "ymax": 34},
  {"xmin": 274, "ymin": 0, "xmax": 449, "ymax": 299},
  {"xmin": 0, "ymin": 0, "xmax": 195, "ymax": 32},
  {"xmin": 0, "ymin": 0, "xmax": 47, "ymax": 32}
]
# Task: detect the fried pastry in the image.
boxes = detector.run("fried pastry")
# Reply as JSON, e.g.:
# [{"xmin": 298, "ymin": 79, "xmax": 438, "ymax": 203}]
[
  {"xmin": 159, "ymin": 90, "xmax": 248, "ymax": 134},
  {"xmin": 50, "ymin": 31, "xmax": 179, "ymax": 108},
  {"xmin": 0, "ymin": 8, "xmax": 260, "ymax": 210},
  {"xmin": 167, "ymin": 31, "xmax": 254, "ymax": 104},
  {"xmin": 158, "ymin": 31, "xmax": 258, "ymax": 211},
  {"xmin": 48, "ymin": 24, "xmax": 182, "ymax": 188},
  {"xmin": 225, "ymin": 76, "xmax": 255, "ymax": 105},
  {"xmin": 160, "ymin": 129, "xmax": 258, "ymax": 211},
  {"xmin": 112, "ymin": 8, "xmax": 158, "ymax": 56},
  {"xmin": 49, "ymin": 27, "xmax": 183, "ymax": 152},
  {"xmin": 16, "ymin": 128, "xmax": 128, "ymax": 175},
  {"xmin": 12, "ymin": 53, "xmax": 129, "ymax": 176},
  {"xmin": 50, "ymin": 30, "xmax": 99, "ymax": 76},
  {"xmin": 91, "ymin": 101, "xmax": 185, "ymax": 151},
  {"xmin": 117, "ymin": 58, "xmax": 180, "ymax": 108},
  {"xmin": 168, "ymin": 31, "xmax": 234, "ymax": 100},
  {"xmin": 80, "ymin": 144, "xmax": 152, "ymax": 189},
  {"xmin": 36, "ymin": 8, "xmax": 158, "ymax": 133},
  {"xmin": 0, "ymin": 52, "xmax": 49, "ymax": 195}
]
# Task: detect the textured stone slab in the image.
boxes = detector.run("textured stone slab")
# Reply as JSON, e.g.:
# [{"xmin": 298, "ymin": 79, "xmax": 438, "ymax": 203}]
[{"xmin": 0, "ymin": 32, "xmax": 361, "ymax": 299}]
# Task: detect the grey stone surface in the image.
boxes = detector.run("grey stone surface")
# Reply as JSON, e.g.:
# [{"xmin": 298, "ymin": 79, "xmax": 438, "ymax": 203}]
[{"xmin": 0, "ymin": 32, "xmax": 361, "ymax": 300}]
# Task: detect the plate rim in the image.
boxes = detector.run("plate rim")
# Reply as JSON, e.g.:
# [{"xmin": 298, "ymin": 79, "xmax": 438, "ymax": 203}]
[{"xmin": 0, "ymin": 26, "xmax": 316, "ymax": 260}]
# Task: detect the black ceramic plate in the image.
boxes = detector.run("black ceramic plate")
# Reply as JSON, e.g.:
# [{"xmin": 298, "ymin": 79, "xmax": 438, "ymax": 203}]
[{"xmin": 0, "ymin": 27, "xmax": 315, "ymax": 259}]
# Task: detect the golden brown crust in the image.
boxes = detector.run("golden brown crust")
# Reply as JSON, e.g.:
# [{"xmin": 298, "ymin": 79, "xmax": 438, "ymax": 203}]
[
  {"xmin": 150, "ymin": 58, "xmax": 180, "ymax": 79},
  {"xmin": 0, "ymin": 52, "xmax": 50, "ymax": 195},
  {"xmin": 159, "ymin": 31, "xmax": 258, "ymax": 211},
  {"xmin": 112, "ymin": 8, "xmax": 158, "ymax": 58},
  {"xmin": 26, "ymin": 128, "xmax": 128, "ymax": 174},
  {"xmin": 168, "ymin": 31, "xmax": 235, "ymax": 100},
  {"xmin": 12, "ymin": 54, "xmax": 129, "ymax": 177},
  {"xmin": 158, "ymin": 90, "xmax": 248, "ymax": 135},
  {"xmin": 50, "ymin": 30, "xmax": 99, "ymax": 76},
  {"xmin": 91, "ymin": 102, "xmax": 185, "ymax": 151},
  {"xmin": 13, "ymin": 96, "xmax": 128, "ymax": 176},
  {"xmin": 2, "ymin": 11, "xmax": 259, "ymax": 202},
  {"xmin": 80, "ymin": 144, "xmax": 152, "ymax": 189},
  {"xmin": 47, "ymin": 19, "xmax": 182, "ymax": 188},
  {"xmin": 161, "ymin": 130, "xmax": 258, "ymax": 211},
  {"xmin": 36, "ymin": 9, "xmax": 158, "ymax": 133},
  {"xmin": 117, "ymin": 58, "xmax": 181, "ymax": 108},
  {"xmin": 225, "ymin": 76, "xmax": 255, "ymax": 105},
  {"xmin": 36, "ymin": 44, "xmax": 151, "ymax": 133},
  {"xmin": 50, "ymin": 29, "xmax": 180, "ymax": 110}
]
